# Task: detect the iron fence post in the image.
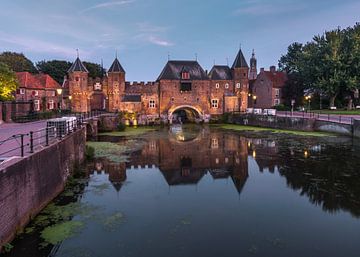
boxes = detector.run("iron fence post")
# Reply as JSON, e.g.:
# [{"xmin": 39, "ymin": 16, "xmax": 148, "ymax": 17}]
[
  {"xmin": 20, "ymin": 134, "xmax": 24, "ymax": 157},
  {"xmin": 30, "ymin": 131, "xmax": 34, "ymax": 153},
  {"xmin": 46, "ymin": 127, "xmax": 49, "ymax": 146}
]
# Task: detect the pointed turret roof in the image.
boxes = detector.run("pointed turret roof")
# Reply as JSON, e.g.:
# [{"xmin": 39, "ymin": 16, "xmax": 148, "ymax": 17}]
[
  {"xmin": 108, "ymin": 58, "xmax": 125, "ymax": 73},
  {"xmin": 68, "ymin": 57, "xmax": 89, "ymax": 73},
  {"xmin": 232, "ymin": 49, "xmax": 249, "ymax": 69}
]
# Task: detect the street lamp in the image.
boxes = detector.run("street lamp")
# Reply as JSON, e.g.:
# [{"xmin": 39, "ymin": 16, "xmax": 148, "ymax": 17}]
[
  {"xmin": 305, "ymin": 95, "xmax": 312, "ymax": 112},
  {"xmin": 56, "ymin": 88, "xmax": 63, "ymax": 112}
]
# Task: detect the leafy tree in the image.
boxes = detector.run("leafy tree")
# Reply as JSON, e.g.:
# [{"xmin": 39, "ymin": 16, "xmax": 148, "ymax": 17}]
[
  {"xmin": 0, "ymin": 52, "xmax": 37, "ymax": 73},
  {"xmin": 36, "ymin": 60, "xmax": 72, "ymax": 84},
  {"xmin": 83, "ymin": 62, "xmax": 105, "ymax": 78},
  {"xmin": 0, "ymin": 62, "xmax": 18, "ymax": 101}
]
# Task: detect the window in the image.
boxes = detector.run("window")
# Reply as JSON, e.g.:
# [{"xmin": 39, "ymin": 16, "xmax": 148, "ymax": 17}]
[
  {"xmin": 34, "ymin": 100, "xmax": 40, "ymax": 111},
  {"xmin": 215, "ymin": 83, "xmax": 220, "ymax": 89},
  {"xmin": 225, "ymin": 83, "xmax": 229, "ymax": 89},
  {"xmin": 20, "ymin": 88, "xmax": 25, "ymax": 95},
  {"xmin": 50, "ymin": 91, "xmax": 55, "ymax": 97},
  {"xmin": 180, "ymin": 82, "xmax": 192, "ymax": 92},
  {"xmin": 274, "ymin": 99, "xmax": 280, "ymax": 106},
  {"xmin": 76, "ymin": 77, "xmax": 79, "ymax": 82},
  {"xmin": 94, "ymin": 83, "xmax": 102, "ymax": 91},
  {"xmin": 48, "ymin": 100, "xmax": 54, "ymax": 110},
  {"xmin": 236, "ymin": 83, "xmax": 241, "ymax": 89},
  {"xmin": 149, "ymin": 99, "xmax": 156, "ymax": 108},
  {"xmin": 33, "ymin": 90, "xmax": 39, "ymax": 96},
  {"xmin": 181, "ymin": 72, "xmax": 190, "ymax": 80},
  {"xmin": 275, "ymin": 88, "xmax": 280, "ymax": 97},
  {"xmin": 211, "ymin": 138, "xmax": 219, "ymax": 149},
  {"xmin": 171, "ymin": 97, "xmax": 174, "ymax": 102},
  {"xmin": 211, "ymin": 99, "xmax": 219, "ymax": 108}
]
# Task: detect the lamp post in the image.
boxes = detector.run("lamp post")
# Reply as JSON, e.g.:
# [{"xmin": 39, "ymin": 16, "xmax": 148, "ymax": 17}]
[
  {"xmin": 305, "ymin": 96, "xmax": 311, "ymax": 112},
  {"xmin": 56, "ymin": 88, "xmax": 63, "ymax": 113}
]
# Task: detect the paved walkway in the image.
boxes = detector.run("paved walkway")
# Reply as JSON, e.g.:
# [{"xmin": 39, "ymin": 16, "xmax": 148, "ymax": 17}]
[
  {"xmin": 0, "ymin": 121, "xmax": 47, "ymax": 158},
  {"xmin": 277, "ymin": 111, "xmax": 360, "ymax": 125}
]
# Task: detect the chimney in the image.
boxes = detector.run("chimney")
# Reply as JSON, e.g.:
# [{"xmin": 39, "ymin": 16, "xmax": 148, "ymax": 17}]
[
  {"xmin": 270, "ymin": 66, "xmax": 276, "ymax": 73},
  {"xmin": 260, "ymin": 68, "xmax": 265, "ymax": 73}
]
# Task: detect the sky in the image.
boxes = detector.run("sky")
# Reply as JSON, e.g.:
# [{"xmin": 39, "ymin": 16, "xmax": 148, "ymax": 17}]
[{"xmin": 0, "ymin": 0, "xmax": 359, "ymax": 81}]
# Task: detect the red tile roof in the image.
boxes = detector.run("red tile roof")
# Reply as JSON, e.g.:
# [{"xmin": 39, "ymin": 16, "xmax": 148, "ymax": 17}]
[
  {"xmin": 16, "ymin": 72, "xmax": 61, "ymax": 90},
  {"xmin": 263, "ymin": 71, "xmax": 287, "ymax": 88}
]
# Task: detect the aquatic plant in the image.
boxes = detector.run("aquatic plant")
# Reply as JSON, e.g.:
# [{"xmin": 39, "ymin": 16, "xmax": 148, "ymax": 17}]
[{"xmin": 40, "ymin": 221, "xmax": 84, "ymax": 245}]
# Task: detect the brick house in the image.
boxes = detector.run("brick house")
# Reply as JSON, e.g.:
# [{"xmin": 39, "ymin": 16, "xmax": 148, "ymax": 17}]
[
  {"xmin": 67, "ymin": 48, "xmax": 250, "ymax": 123},
  {"xmin": 249, "ymin": 66, "xmax": 287, "ymax": 109},
  {"xmin": 15, "ymin": 72, "xmax": 62, "ymax": 111}
]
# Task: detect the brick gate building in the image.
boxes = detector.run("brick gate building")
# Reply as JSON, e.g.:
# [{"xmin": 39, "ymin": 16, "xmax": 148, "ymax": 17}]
[{"xmin": 67, "ymin": 49, "xmax": 251, "ymax": 123}]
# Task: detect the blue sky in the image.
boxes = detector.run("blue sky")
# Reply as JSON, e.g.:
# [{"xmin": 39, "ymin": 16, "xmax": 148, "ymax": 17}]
[{"xmin": 0, "ymin": 0, "xmax": 359, "ymax": 81}]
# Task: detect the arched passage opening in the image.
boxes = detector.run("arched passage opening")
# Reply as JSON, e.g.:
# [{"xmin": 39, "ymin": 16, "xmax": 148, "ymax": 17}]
[
  {"xmin": 169, "ymin": 105, "xmax": 203, "ymax": 124},
  {"xmin": 89, "ymin": 91, "xmax": 106, "ymax": 111}
]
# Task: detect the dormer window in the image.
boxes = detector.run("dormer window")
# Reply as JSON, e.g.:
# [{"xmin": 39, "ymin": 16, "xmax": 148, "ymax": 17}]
[{"xmin": 181, "ymin": 72, "xmax": 190, "ymax": 80}]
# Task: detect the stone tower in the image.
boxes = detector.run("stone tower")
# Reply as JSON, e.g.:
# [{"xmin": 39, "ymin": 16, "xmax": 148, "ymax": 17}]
[
  {"xmin": 68, "ymin": 56, "xmax": 89, "ymax": 113},
  {"xmin": 232, "ymin": 48, "xmax": 249, "ymax": 111},
  {"xmin": 249, "ymin": 49, "xmax": 257, "ymax": 81},
  {"xmin": 107, "ymin": 57, "xmax": 126, "ymax": 112}
]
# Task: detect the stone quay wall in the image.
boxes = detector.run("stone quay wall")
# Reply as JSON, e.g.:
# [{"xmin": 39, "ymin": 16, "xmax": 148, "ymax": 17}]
[{"xmin": 0, "ymin": 127, "xmax": 86, "ymax": 250}]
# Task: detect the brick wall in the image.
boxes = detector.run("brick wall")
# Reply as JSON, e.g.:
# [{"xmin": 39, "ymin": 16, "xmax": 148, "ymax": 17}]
[{"xmin": 0, "ymin": 128, "xmax": 86, "ymax": 250}]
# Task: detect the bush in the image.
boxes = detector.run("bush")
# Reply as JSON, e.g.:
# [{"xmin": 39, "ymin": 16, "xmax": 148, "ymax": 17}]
[
  {"xmin": 85, "ymin": 145, "xmax": 95, "ymax": 160},
  {"xmin": 117, "ymin": 123, "xmax": 126, "ymax": 131},
  {"xmin": 273, "ymin": 104, "xmax": 290, "ymax": 111}
]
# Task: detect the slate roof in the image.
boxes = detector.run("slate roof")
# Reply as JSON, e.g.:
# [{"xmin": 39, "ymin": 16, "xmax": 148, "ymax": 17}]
[
  {"xmin": 122, "ymin": 94, "xmax": 142, "ymax": 102},
  {"xmin": 157, "ymin": 60, "xmax": 208, "ymax": 81},
  {"xmin": 16, "ymin": 72, "xmax": 61, "ymax": 90},
  {"xmin": 68, "ymin": 57, "xmax": 89, "ymax": 73},
  {"xmin": 232, "ymin": 49, "xmax": 249, "ymax": 69},
  {"xmin": 108, "ymin": 58, "xmax": 125, "ymax": 73},
  {"xmin": 209, "ymin": 65, "xmax": 233, "ymax": 80}
]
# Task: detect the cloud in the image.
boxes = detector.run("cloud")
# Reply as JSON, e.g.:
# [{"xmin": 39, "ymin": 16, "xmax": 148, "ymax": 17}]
[
  {"xmin": 80, "ymin": 0, "xmax": 135, "ymax": 14},
  {"xmin": 0, "ymin": 31, "xmax": 89, "ymax": 58},
  {"xmin": 148, "ymin": 36, "xmax": 173, "ymax": 47}
]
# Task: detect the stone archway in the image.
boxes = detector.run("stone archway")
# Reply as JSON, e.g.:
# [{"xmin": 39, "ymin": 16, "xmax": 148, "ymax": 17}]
[{"xmin": 168, "ymin": 105, "xmax": 204, "ymax": 124}]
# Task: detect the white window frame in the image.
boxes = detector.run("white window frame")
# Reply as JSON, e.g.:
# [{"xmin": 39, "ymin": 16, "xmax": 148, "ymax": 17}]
[
  {"xmin": 225, "ymin": 83, "xmax": 229, "ymax": 89},
  {"xmin": 34, "ymin": 100, "xmax": 40, "ymax": 111},
  {"xmin": 275, "ymin": 88, "xmax": 280, "ymax": 97},
  {"xmin": 34, "ymin": 90, "xmax": 39, "ymax": 96},
  {"xmin": 211, "ymin": 99, "xmax": 219, "ymax": 109},
  {"xmin": 236, "ymin": 83, "xmax": 241, "ymax": 89},
  {"xmin": 215, "ymin": 83, "xmax": 220, "ymax": 89},
  {"xmin": 149, "ymin": 99, "xmax": 156, "ymax": 108},
  {"xmin": 274, "ymin": 99, "xmax": 280, "ymax": 106},
  {"xmin": 19, "ymin": 88, "xmax": 25, "ymax": 95},
  {"xmin": 48, "ymin": 100, "xmax": 54, "ymax": 110}
]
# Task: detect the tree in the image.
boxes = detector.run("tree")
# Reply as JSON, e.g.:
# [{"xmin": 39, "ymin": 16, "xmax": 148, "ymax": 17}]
[
  {"xmin": 36, "ymin": 60, "xmax": 72, "ymax": 84},
  {"xmin": 83, "ymin": 62, "xmax": 105, "ymax": 78},
  {"xmin": 0, "ymin": 52, "xmax": 37, "ymax": 73},
  {"xmin": 0, "ymin": 62, "xmax": 18, "ymax": 101}
]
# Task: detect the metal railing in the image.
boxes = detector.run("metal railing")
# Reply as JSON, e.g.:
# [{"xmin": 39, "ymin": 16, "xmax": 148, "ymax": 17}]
[
  {"xmin": 0, "ymin": 111, "xmax": 105, "ymax": 162},
  {"xmin": 277, "ymin": 111, "xmax": 355, "ymax": 125}
]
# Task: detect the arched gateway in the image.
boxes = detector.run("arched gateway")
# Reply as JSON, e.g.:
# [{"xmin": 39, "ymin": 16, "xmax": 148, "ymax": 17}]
[{"xmin": 168, "ymin": 105, "xmax": 204, "ymax": 123}]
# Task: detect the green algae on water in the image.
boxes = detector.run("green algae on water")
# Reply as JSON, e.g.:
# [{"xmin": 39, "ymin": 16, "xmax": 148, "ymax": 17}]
[
  {"xmin": 214, "ymin": 124, "xmax": 335, "ymax": 137},
  {"xmin": 102, "ymin": 212, "xmax": 125, "ymax": 231},
  {"xmin": 40, "ymin": 221, "xmax": 84, "ymax": 246},
  {"xmin": 99, "ymin": 127, "xmax": 157, "ymax": 137}
]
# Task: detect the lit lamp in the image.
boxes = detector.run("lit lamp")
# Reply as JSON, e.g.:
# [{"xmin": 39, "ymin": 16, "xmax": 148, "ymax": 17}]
[
  {"xmin": 305, "ymin": 95, "xmax": 312, "ymax": 112},
  {"xmin": 56, "ymin": 88, "xmax": 63, "ymax": 111}
]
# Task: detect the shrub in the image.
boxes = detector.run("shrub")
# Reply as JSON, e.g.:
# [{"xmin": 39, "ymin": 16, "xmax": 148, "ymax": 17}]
[
  {"xmin": 117, "ymin": 123, "xmax": 126, "ymax": 132},
  {"xmin": 85, "ymin": 145, "xmax": 95, "ymax": 160}
]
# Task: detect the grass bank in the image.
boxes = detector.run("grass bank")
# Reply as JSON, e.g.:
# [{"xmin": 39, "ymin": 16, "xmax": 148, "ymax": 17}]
[
  {"xmin": 213, "ymin": 124, "xmax": 335, "ymax": 137},
  {"xmin": 313, "ymin": 109, "xmax": 360, "ymax": 115},
  {"xmin": 99, "ymin": 126, "xmax": 157, "ymax": 137}
]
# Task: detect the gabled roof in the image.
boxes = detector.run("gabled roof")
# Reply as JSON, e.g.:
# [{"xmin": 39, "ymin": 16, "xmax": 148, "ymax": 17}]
[
  {"xmin": 68, "ymin": 57, "xmax": 89, "ymax": 73},
  {"xmin": 16, "ymin": 72, "xmax": 61, "ymax": 90},
  {"xmin": 232, "ymin": 49, "xmax": 249, "ymax": 69},
  {"xmin": 122, "ymin": 94, "xmax": 141, "ymax": 102},
  {"xmin": 108, "ymin": 58, "xmax": 125, "ymax": 73},
  {"xmin": 157, "ymin": 60, "xmax": 208, "ymax": 81},
  {"xmin": 209, "ymin": 65, "xmax": 233, "ymax": 80},
  {"xmin": 263, "ymin": 71, "xmax": 287, "ymax": 88}
]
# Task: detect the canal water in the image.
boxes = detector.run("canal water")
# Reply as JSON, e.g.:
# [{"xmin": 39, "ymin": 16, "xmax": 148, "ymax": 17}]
[{"xmin": 4, "ymin": 125, "xmax": 360, "ymax": 257}]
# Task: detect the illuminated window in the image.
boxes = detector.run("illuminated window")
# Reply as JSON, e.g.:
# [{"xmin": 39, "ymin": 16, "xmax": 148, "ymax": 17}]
[
  {"xmin": 149, "ymin": 99, "xmax": 156, "ymax": 108},
  {"xmin": 181, "ymin": 72, "xmax": 190, "ymax": 80},
  {"xmin": 211, "ymin": 99, "xmax": 219, "ymax": 108}
]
